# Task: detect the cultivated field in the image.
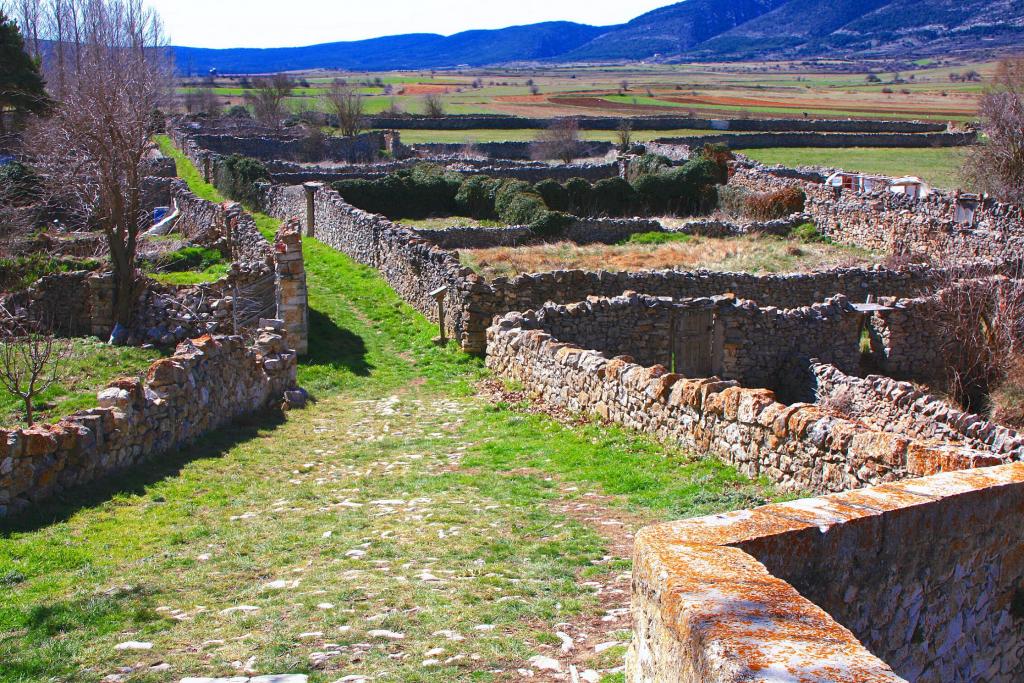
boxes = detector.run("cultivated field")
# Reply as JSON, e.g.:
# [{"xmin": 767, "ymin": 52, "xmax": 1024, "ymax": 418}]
[{"xmin": 180, "ymin": 59, "xmax": 989, "ymax": 122}]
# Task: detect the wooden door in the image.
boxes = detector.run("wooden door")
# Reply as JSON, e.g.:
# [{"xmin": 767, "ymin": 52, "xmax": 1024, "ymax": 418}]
[{"xmin": 674, "ymin": 309, "xmax": 715, "ymax": 378}]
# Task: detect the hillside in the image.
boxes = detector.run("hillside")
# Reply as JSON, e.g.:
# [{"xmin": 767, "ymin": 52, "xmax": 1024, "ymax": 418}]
[
  {"xmin": 173, "ymin": 22, "xmax": 611, "ymax": 74},
  {"xmin": 171, "ymin": 0, "xmax": 1024, "ymax": 73}
]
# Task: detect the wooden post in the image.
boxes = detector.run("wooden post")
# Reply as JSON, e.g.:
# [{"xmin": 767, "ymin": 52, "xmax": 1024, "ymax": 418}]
[
  {"xmin": 430, "ymin": 286, "xmax": 448, "ymax": 345},
  {"xmin": 302, "ymin": 182, "xmax": 319, "ymax": 237}
]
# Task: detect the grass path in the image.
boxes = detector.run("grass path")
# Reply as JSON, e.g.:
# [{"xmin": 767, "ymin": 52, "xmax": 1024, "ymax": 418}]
[{"xmin": 0, "ymin": 149, "xmax": 783, "ymax": 682}]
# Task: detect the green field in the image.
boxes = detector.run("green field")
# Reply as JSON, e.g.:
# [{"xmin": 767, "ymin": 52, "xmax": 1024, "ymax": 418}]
[{"xmin": 741, "ymin": 146, "xmax": 969, "ymax": 189}]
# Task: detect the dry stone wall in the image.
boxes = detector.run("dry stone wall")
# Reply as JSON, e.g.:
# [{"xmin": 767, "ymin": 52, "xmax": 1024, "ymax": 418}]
[
  {"xmin": 810, "ymin": 361, "xmax": 1024, "ymax": 458},
  {"xmin": 362, "ymin": 115, "xmax": 945, "ymax": 133},
  {"xmin": 486, "ymin": 307, "xmax": 1003, "ymax": 494},
  {"xmin": 629, "ymin": 462, "xmax": 1024, "ymax": 683},
  {"xmin": 0, "ymin": 321, "xmax": 299, "ymax": 518},
  {"xmin": 267, "ymin": 182, "xmax": 965, "ymax": 354},
  {"xmin": 515, "ymin": 293, "xmax": 862, "ymax": 389},
  {"xmin": 190, "ymin": 132, "xmax": 385, "ymax": 164},
  {"xmin": 730, "ymin": 166, "xmax": 1024, "ymax": 264}
]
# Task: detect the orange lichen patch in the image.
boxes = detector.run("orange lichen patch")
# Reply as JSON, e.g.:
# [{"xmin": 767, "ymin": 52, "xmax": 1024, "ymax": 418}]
[
  {"xmin": 634, "ymin": 541, "xmax": 905, "ymax": 682},
  {"xmin": 899, "ymin": 461, "xmax": 1024, "ymax": 499},
  {"xmin": 849, "ymin": 430, "xmax": 909, "ymax": 468},
  {"xmin": 637, "ymin": 507, "xmax": 812, "ymax": 551}
]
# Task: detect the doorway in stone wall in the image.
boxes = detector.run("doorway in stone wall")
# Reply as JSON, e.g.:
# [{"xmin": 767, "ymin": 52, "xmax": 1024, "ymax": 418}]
[{"xmin": 671, "ymin": 308, "xmax": 716, "ymax": 377}]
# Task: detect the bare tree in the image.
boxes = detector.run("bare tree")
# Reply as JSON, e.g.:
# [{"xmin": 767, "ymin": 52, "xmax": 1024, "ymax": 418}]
[
  {"xmin": 423, "ymin": 93, "xmax": 445, "ymax": 118},
  {"xmin": 247, "ymin": 73, "xmax": 294, "ymax": 128},
  {"xmin": 27, "ymin": 0, "xmax": 171, "ymax": 333},
  {"xmin": 323, "ymin": 79, "xmax": 364, "ymax": 137},
  {"xmin": 616, "ymin": 119, "xmax": 633, "ymax": 152},
  {"xmin": 0, "ymin": 314, "xmax": 74, "ymax": 426},
  {"xmin": 963, "ymin": 58, "xmax": 1024, "ymax": 202},
  {"xmin": 533, "ymin": 117, "xmax": 581, "ymax": 164}
]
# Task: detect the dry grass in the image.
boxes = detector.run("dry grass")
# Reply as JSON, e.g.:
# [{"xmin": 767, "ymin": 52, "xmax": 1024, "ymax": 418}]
[{"xmin": 460, "ymin": 234, "xmax": 879, "ymax": 279}]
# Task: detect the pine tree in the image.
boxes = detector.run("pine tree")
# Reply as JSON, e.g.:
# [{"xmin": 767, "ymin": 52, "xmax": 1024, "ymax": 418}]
[{"xmin": 0, "ymin": 10, "xmax": 49, "ymax": 136}]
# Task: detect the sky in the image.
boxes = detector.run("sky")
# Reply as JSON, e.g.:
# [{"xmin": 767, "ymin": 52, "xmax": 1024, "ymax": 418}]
[{"xmin": 147, "ymin": 0, "xmax": 672, "ymax": 49}]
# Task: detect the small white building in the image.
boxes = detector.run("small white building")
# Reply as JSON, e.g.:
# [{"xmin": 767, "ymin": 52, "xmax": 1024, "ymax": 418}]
[{"xmin": 825, "ymin": 172, "xmax": 932, "ymax": 199}]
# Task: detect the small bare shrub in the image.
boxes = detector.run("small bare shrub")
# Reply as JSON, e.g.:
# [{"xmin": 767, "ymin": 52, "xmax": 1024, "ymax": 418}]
[
  {"xmin": 963, "ymin": 58, "xmax": 1024, "ymax": 203},
  {"xmin": 323, "ymin": 80, "xmax": 365, "ymax": 137},
  {"xmin": 0, "ymin": 316, "xmax": 74, "ymax": 426},
  {"xmin": 533, "ymin": 118, "xmax": 581, "ymax": 164},
  {"xmin": 819, "ymin": 384, "xmax": 856, "ymax": 417},
  {"xmin": 616, "ymin": 120, "xmax": 633, "ymax": 152},
  {"xmin": 933, "ymin": 272, "xmax": 1024, "ymax": 411},
  {"xmin": 423, "ymin": 94, "xmax": 445, "ymax": 118}
]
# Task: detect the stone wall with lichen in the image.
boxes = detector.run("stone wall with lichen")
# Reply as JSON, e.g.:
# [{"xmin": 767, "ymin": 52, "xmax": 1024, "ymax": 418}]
[
  {"xmin": 514, "ymin": 292, "xmax": 862, "ymax": 389},
  {"xmin": 628, "ymin": 463, "xmax": 1024, "ymax": 683},
  {"xmin": 0, "ymin": 321, "xmax": 298, "ymax": 518}
]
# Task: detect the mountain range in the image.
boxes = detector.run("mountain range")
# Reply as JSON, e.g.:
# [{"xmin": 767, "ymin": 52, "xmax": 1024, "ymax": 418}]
[{"xmin": 173, "ymin": 0, "xmax": 1024, "ymax": 73}]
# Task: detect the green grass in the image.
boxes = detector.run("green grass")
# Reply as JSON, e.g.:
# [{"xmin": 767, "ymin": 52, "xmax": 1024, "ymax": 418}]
[
  {"xmin": 0, "ymin": 254, "xmax": 101, "ymax": 293},
  {"xmin": 741, "ymin": 146, "xmax": 969, "ymax": 190},
  {"xmin": 149, "ymin": 263, "xmax": 231, "ymax": 286},
  {"xmin": 620, "ymin": 231, "xmax": 693, "ymax": 246},
  {"xmin": 0, "ymin": 138, "xmax": 790, "ymax": 682},
  {"xmin": 0, "ymin": 338, "xmax": 165, "ymax": 428}
]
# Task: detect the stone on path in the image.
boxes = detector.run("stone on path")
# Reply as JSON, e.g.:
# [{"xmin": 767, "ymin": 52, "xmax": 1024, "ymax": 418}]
[
  {"xmin": 528, "ymin": 655, "xmax": 562, "ymax": 672},
  {"xmin": 367, "ymin": 629, "xmax": 404, "ymax": 640},
  {"xmin": 180, "ymin": 676, "xmax": 307, "ymax": 683},
  {"xmin": 220, "ymin": 605, "xmax": 260, "ymax": 615},
  {"xmin": 114, "ymin": 641, "xmax": 153, "ymax": 650}
]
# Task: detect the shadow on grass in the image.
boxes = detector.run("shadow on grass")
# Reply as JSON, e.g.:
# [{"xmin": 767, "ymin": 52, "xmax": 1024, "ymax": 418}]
[
  {"xmin": 301, "ymin": 308, "xmax": 373, "ymax": 379},
  {"xmin": 0, "ymin": 409, "xmax": 286, "ymax": 535}
]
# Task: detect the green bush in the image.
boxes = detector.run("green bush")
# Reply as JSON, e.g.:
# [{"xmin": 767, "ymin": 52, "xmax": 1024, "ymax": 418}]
[
  {"xmin": 592, "ymin": 177, "xmax": 636, "ymax": 216},
  {"xmin": 789, "ymin": 222, "xmax": 830, "ymax": 243},
  {"xmin": 0, "ymin": 253, "xmax": 100, "ymax": 292},
  {"xmin": 621, "ymin": 231, "xmax": 693, "ymax": 245},
  {"xmin": 215, "ymin": 154, "xmax": 270, "ymax": 207},
  {"xmin": 529, "ymin": 210, "xmax": 574, "ymax": 238},
  {"xmin": 333, "ymin": 164, "xmax": 461, "ymax": 218},
  {"xmin": 564, "ymin": 177, "xmax": 594, "ymax": 216},
  {"xmin": 533, "ymin": 179, "xmax": 569, "ymax": 213},
  {"xmin": 626, "ymin": 153, "xmax": 672, "ymax": 183},
  {"xmin": 455, "ymin": 175, "xmax": 500, "ymax": 219}
]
